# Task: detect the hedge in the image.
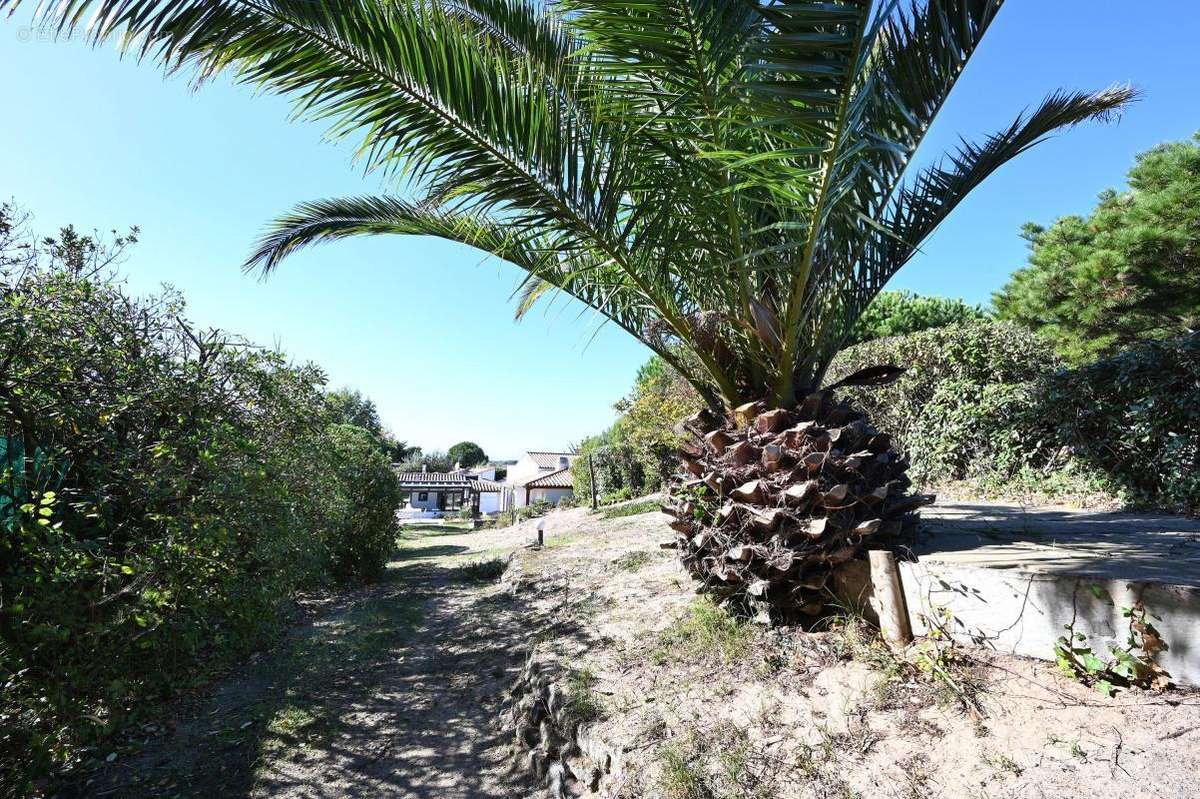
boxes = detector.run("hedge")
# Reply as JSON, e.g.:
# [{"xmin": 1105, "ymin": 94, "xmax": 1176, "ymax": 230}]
[
  {"xmin": 0, "ymin": 222, "xmax": 401, "ymax": 789},
  {"xmin": 830, "ymin": 321, "xmax": 1200, "ymax": 512}
]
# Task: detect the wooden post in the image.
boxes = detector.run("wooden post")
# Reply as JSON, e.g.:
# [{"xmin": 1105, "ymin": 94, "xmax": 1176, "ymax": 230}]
[
  {"xmin": 588, "ymin": 454, "xmax": 598, "ymax": 510},
  {"xmin": 868, "ymin": 550, "xmax": 913, "ymax": 647}
]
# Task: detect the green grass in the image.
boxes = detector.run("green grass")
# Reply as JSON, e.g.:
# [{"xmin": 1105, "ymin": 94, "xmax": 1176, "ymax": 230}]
[
  {"xmin": 599, "ymin": 499, "xmax": 661, "ymax": 519},
  {"xmin": 398, "ymin": 521, "xmax": 473, "ymax": 540},
  {"xmin": 654, "ymin": 598, "xmax": 753, "ymax": 665},
  {"xmin": 612, "ymin": 550, "xmax": 654, "ymax": 572},
  {"xmin": 564, "ymin": 667, "xmax": 604, "ymax": 724},
  {"xmin": 658, "ymin": 743, "xmax": 715, "ymax": 799},
  {"xmin": 454, "ymin": 556, "xmax": 509, "ymax": 582}
]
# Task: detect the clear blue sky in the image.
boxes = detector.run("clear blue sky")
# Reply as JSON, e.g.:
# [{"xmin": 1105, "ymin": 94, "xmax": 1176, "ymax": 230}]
[{"xmin": 1, "ymin": 3, "xmax": 1196, "ymax": 458}]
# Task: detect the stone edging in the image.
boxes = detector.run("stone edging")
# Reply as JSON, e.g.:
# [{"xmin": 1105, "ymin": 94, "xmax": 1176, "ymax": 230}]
[{"xmin": 505, "ymin": 651, "xmax": 617, "ymax": 797}]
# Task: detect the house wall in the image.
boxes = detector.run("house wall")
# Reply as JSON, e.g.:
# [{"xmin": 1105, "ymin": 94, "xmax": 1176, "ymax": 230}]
[
  {"xmin": 478, "ymin": 491, "xmax": 501, "ymax": 514},
  {"xmin": 408, "ymin": 490, "xmax": 441, "ymax": 510},
  {"xmin": 506, "ymin": 455, "xmax": 542, "ymax": 491},
  {"xmin": 530, "ymin": 487, "xmax": 573, "ymax": 506}
]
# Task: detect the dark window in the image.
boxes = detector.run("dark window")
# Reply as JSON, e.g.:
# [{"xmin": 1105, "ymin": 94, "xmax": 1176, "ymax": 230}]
[{"xmin": 417, "ymin": 491, "xmax": 428, "ymax": 501}]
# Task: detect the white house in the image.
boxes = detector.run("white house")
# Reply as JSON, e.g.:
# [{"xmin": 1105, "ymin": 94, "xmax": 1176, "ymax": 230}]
[
  {"xmin": 394, "ymin": 466, "xmax": 508, "ymax": 516},
  {"xmin": 507, "ymin": 450, "xmax": 579, "ymax": 508}
]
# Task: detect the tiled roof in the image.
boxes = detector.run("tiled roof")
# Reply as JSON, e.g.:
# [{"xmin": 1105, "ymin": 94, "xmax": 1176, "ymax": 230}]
[
  {"xmin": 471, "ymin": 478, "xmax": 504, "ymax": 492},
  {"xmin": 527, "ymin": 451, "xmax": 579, "ymax": 469},
  {"xmin": 394, "ymin": 471, "xmax": 471, "ymax": 489},
  {"xmin": 525, "ymin": 467, "xmax": 574, "ymax": 489}
]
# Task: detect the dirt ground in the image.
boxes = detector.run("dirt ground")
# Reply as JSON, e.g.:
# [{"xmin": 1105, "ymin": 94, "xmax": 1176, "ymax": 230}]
[
  {"xmin": 503, "ymin": 505, "xmax": 1200, "ymax": 799},
  {"xmin": 56, "ymin": 521, "xmax": 553, "ymax": 799},
  {"xmin": 56, "ymin": 505, "xmax": 1200, "ymax": 799}
]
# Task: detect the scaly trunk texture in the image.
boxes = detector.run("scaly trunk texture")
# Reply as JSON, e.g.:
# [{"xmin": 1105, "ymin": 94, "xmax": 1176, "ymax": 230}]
[{"xmin": 662, "ymin": 391, "xmax": 932, "ymax": 620}]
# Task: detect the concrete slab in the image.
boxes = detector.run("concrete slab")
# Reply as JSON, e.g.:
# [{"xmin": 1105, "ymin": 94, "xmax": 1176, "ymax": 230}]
[
  {"xmin": 895, "ymin": 501, "xmax": 1200, "ymax": 687},
  {"xmin": 916, "ymin": 500, "xmax": 1200, "ymax": 587}
]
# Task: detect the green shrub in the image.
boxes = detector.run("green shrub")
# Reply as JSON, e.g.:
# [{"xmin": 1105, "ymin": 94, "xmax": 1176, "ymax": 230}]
[
  {"xmin": 575, "ymin": 356, "xmax": 702, "ymax": 500},
  {"xmin": 847, "ymin": 289, "xmax": 987, "ymax": 346},
  {"xmin": 322, "ymin": 425, "xmax": 403, "ymax": 583},
  {"xmin": 598, "ymin": 485, "xmax": 634, "ymax": 506},
  {"xmin": 1025, "ymin": 334, "xmax": 1200, "ymax": 511},
  {"xmin": 600, "ymin": 499, "xmax": 661, "ymax": 519},
  {"xmin": 454, "ymin": 556, "xmax": 509, "ymax": 582},
  {"xmin": 513, "ymin": 500, "xmax": 552, "ymax": 522},
  {"xmin": 0, "ymin": 208, "xmax": 402, "ymax": 789},
  {"xmin": 830, "ymin": 320, "xmax": 1200, "ymax": 511},
  {"xmin": 831, "ymin": 320, "xmax": 1060, "ymax": 454}
]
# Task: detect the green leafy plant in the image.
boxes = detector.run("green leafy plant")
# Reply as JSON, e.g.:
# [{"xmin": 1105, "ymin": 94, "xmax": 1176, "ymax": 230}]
[
  {"xmin": 1054, "ymin": 595, "xmax": 1171, "ymax": 696},
  {"xmin": 0, "ymin": 207, "xmax": 402, "ymax": 789},
  {"xmin": 847, "ymin": 290, "xmax": 987, "ymax": 346},
  {"xmin": 512, "ymin": 500, "xmax": 553, "ymax": 523},
  {"xmin": 326, "ymin": 387, "xmax": 413, "ymax": 461},
  {"xmin": 576, "ymin": 357, "xmax": 703, "ymax": 501},
  {"xmin": 833, "ymin": 323, "xmax": 1200, "ymax": 511},
  {"xmin": 455, "ymin": 556, "xmax": 510, "ymax": 582},
  {"xmin": 323, "ymin": 424, "xmax": 405, "ymax": 583}
]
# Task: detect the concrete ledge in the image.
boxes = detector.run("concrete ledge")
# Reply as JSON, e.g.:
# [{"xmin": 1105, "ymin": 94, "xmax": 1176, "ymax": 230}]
[
  {"xmin": 899, "ymin": 559, "xmax": 1199, "ymax": 686},
  {"xmin": 890, "ymin": 501, "xmax": 1200, "ymax": 687}
]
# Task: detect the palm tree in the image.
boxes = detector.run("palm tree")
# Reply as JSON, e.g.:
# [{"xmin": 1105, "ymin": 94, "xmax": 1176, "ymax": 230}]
[{"xmin": 6, "ymin": 0, "xmax": 1133, "ymax": 613}]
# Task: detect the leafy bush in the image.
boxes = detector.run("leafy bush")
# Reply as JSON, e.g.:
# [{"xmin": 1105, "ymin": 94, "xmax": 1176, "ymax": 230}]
[
  {"xmin": 831, "ymin": 320, "xmax": 1060, "ymax": 463},
  {"xmin": 598, "ymin": 486, "xmax": 634, "ymax": 505},
  {"xmin": 322, "ymin": 425, "xmax": 403, "ymax": 583},
  {"xmin": 994, "ymin": 132, "xmax": 1200, "ymax": 363},
  {"xmin": 831, "ymin": 320, "xmax": 1200, "ymax": 511},
  {"xmin": 454, "ymin": 556, "xmax": 509, "ymax": 582},
  {"xmin": 575, "ymin": 356, "xmax": 702, "ymax": 502},
  {"xmin": 514, "ymin": 500, "xmax": 553, "ymax": 522},
  {"xmin": 0, "ymin": 208, "xmax": 402, "ymax": 788},
  {"xmin": 326, "ymin": 387, "xmax": 414, "ymax": 462},
  {"xmin": 1024, "ymin": 334, "xmax": 1200, "ymax": 511},
  {"xmin": 847, "ymin": 289, "xmax": 987, "ymax": 346}
]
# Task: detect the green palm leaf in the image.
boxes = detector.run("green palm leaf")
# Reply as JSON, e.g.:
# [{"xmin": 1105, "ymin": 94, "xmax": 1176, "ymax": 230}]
[{"xmin": 2, "ymin": 0, "xmax": 1135, "ymax": 410}]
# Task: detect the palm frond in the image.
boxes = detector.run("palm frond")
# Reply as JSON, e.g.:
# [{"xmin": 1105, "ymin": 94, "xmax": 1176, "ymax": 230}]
[{"xmin": 1, "ymin": 0, "xmax": 1137, "ymax": 410}]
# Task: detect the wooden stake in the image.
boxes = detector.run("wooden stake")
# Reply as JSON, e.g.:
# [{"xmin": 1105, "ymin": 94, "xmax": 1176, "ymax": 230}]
[
  {"xmin": 588, "ymin": 454, "xmax": 598, "ymax": 510},
  {"xmin": 868, "ymin": 550, "xmax": 912, "ymax": 647}
]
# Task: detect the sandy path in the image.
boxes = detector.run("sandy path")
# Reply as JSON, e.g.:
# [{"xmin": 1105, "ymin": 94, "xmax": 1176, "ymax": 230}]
[
  {"xmin": 250, "ymin": 523, "xmax": 538, "ymax": 799},
  {"xmin": 60, "ymin": 522, "xmax": 546, "ymax": 799}
]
